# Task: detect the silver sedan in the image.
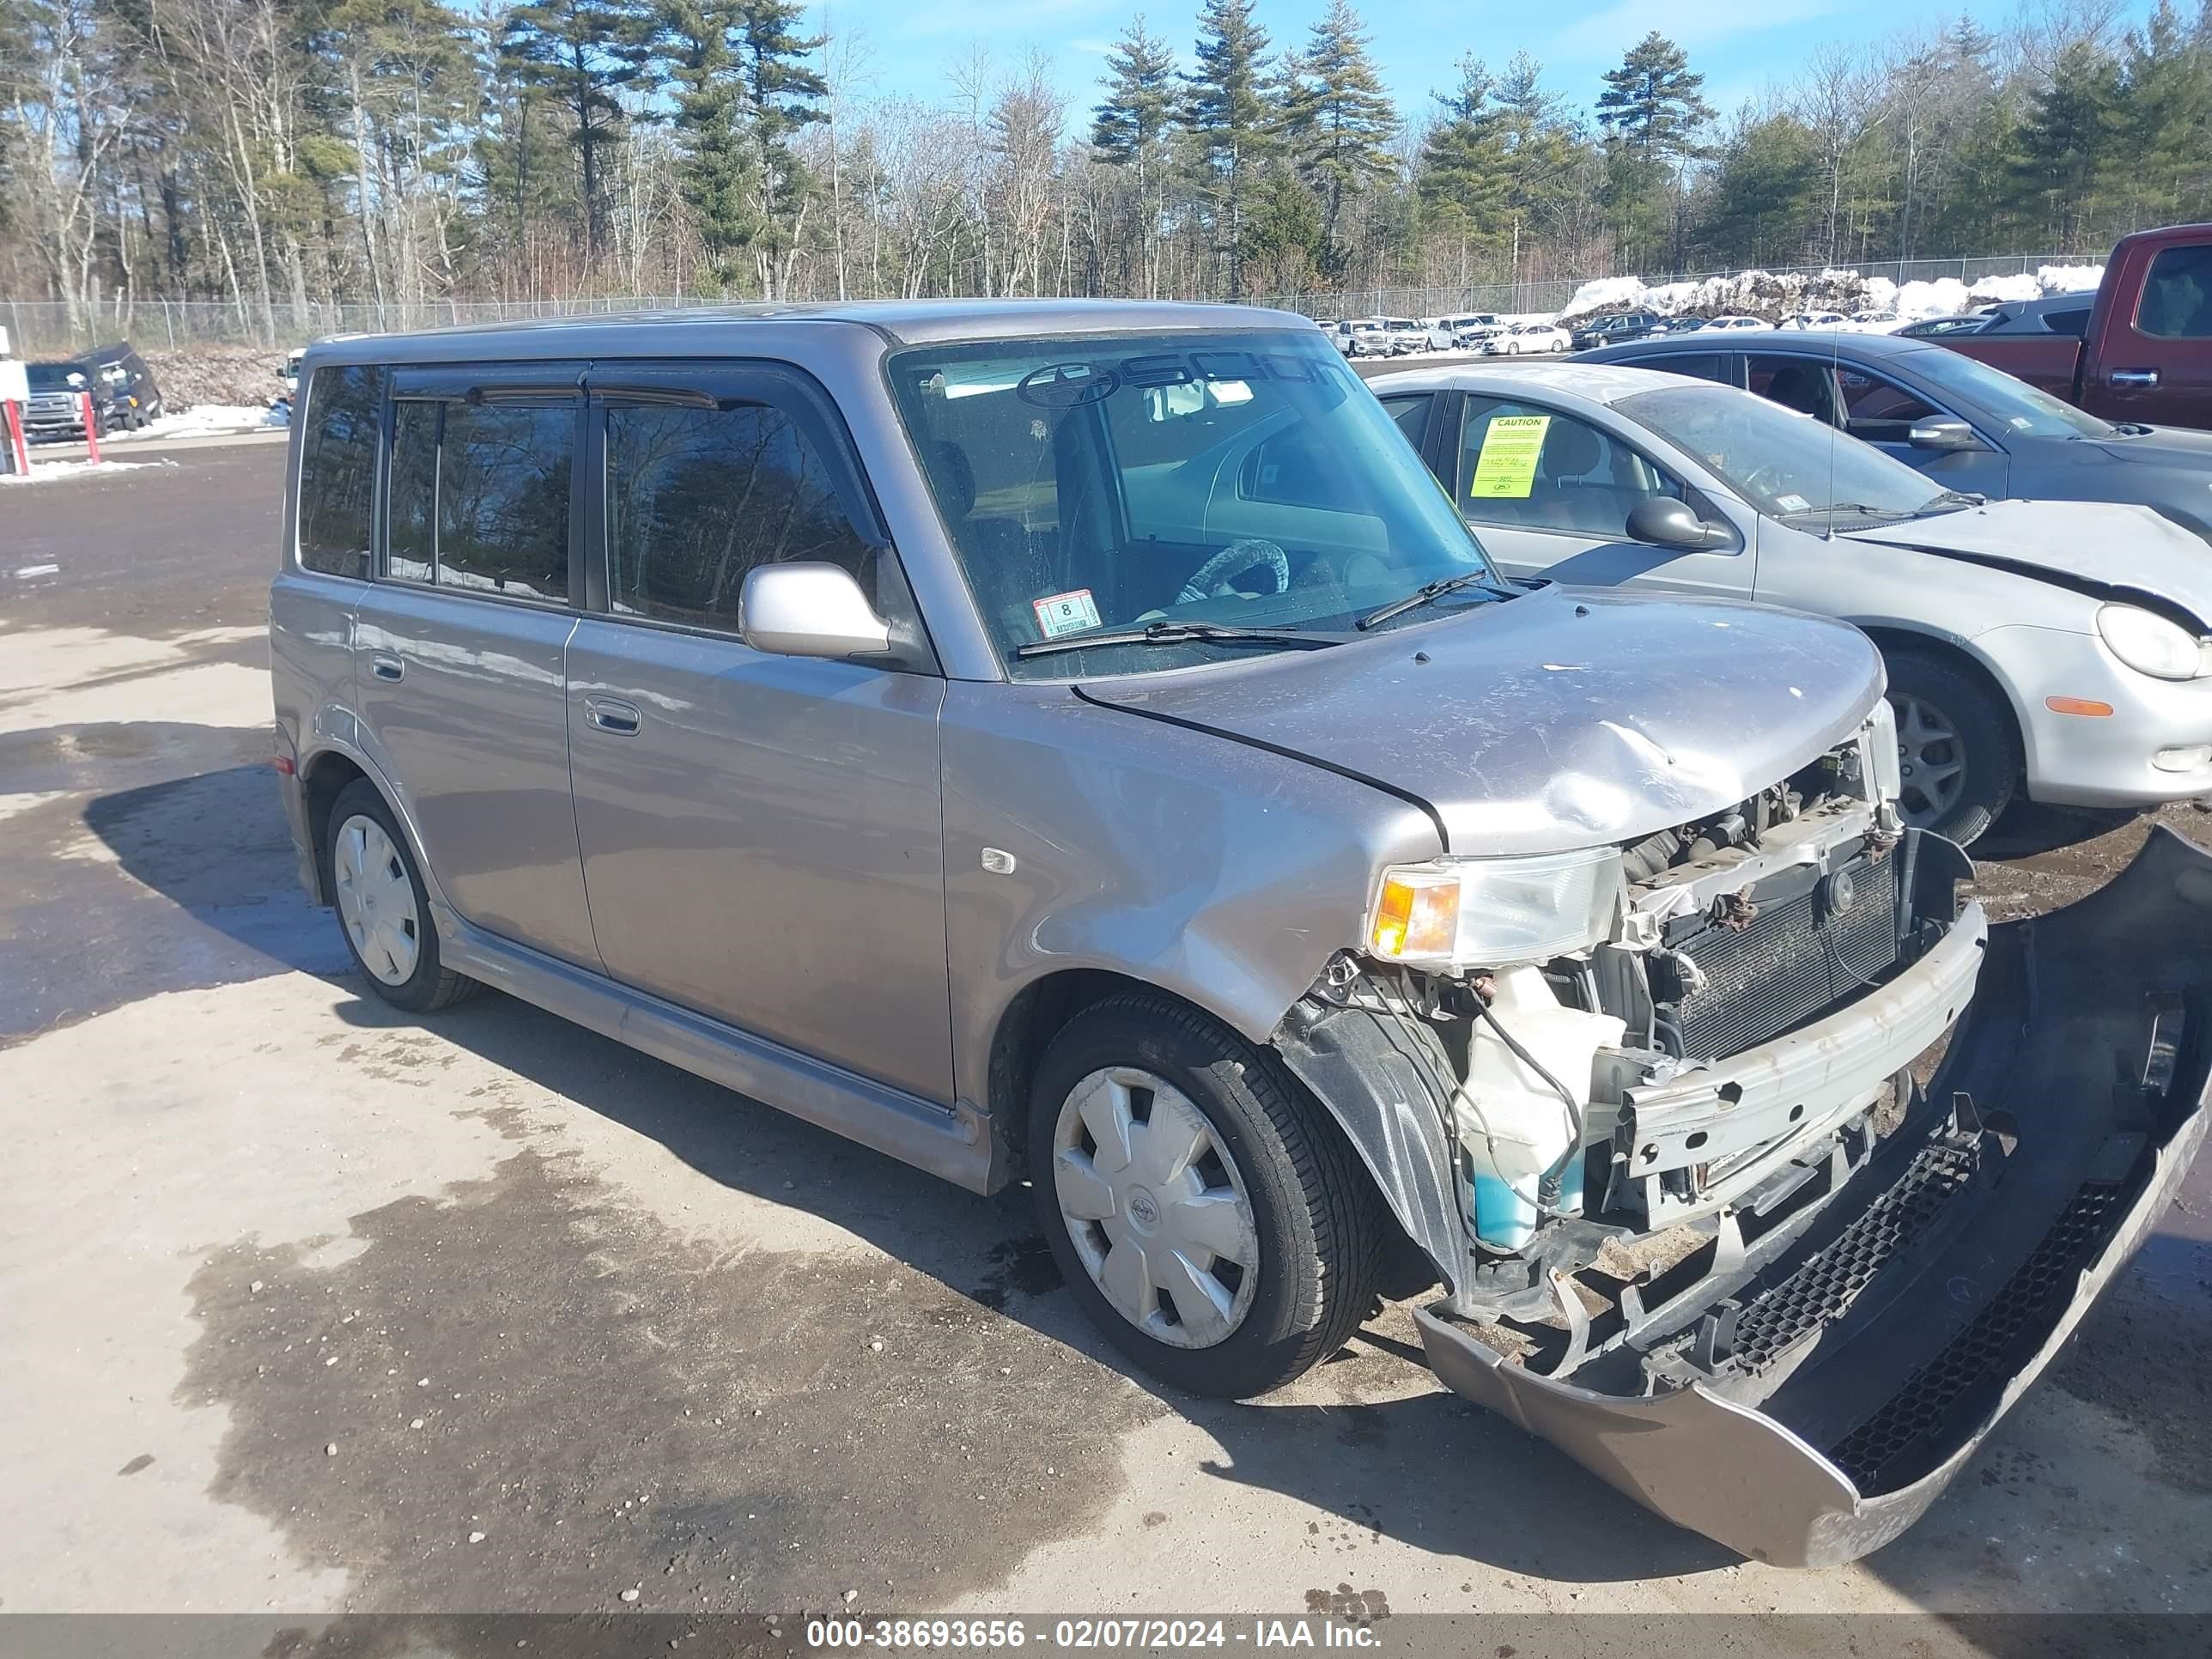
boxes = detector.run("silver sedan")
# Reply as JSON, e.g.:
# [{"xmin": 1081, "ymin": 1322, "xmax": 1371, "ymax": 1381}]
[{"xmin": 1373, "ymin": 362, "xmax": 2212, "ymax": 844}]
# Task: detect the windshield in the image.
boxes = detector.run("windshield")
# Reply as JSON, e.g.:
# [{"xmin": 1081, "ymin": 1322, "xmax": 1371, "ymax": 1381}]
[
  {"xmin": 1617, "ymin": 382, "xmax": 1958, "ymax": 523},
  {"xmin": 886, "ymin": 330, "xmax": 1501, "ymax": 678},
  {"xmin": 1905, "ymin": 343, "xmax": 2113, "ymax": 439},
  {"xmin": 27, "ymin": 362, "xmax": 85, "ymax": 391}
]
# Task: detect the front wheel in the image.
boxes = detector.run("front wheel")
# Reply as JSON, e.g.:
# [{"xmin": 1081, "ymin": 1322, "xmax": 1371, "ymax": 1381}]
[
  {"xmin": 1029, "ymin": 994, "xmax": 1383, "ymax": 1399},
  {"xmin": 1883, "ymin": 648, "xmax": 2019, "ymax": 846}
]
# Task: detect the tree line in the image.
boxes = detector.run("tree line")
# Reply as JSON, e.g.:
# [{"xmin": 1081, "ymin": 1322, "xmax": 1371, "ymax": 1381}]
[{"xmin": 3, "ymin": 0, "xmax": 2209, "ymax": 338}]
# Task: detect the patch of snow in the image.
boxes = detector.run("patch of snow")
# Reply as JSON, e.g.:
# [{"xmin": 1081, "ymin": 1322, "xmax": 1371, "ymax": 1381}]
[
  {"xmin": 118, "ymin": 404, "xmax": 285, "ymax": 442},
  {"xmin": 1560, "ymin": 262, "xmax": 2104, "ymax": 326},
  {"xmin": 0, "ymin": 459, "xmax": 167, "ymax": 485}
]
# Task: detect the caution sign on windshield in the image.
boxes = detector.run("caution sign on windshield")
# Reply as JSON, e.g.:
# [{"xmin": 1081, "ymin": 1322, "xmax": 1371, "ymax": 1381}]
[{"xmin": 1468, "ymin": 415, "xmax": 1551, "ymax": 500}]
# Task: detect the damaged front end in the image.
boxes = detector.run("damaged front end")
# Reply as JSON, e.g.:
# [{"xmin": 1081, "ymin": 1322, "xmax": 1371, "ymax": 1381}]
[{"xmin": 1277, "ymin": 711, "xmax": 2212, "ymax": 1566}]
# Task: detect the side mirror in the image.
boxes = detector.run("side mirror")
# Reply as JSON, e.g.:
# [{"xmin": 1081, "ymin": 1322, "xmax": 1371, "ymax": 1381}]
[
  {"xmin": 1908, "ymin": 417, "xmax": 1982, "ymax": 453},
  {"xmin": 738, "ymin": 562, "xmax": 892, "ymax": 659},
  {"xmin": 1626, "ymin": 496, "xmax": 1728, "ymax": 551}
]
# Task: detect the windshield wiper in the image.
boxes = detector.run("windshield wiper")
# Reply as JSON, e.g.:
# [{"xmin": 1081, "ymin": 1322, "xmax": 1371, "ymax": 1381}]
[
  {"xmin": 1013, "ymin": 619, "xmax": 1340, "ymax": 660},
  {"xmin": 1357, "ymin": 570, "xmax": 1516, "ymax": 630},
  {"xmin": 1929, "ymin": 489, "xmax": 1985, "ymax": 508}
]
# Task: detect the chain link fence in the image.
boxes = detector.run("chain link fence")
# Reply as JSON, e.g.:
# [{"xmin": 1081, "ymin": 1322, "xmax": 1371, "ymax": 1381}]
[{"xmin": 2, "ymin": 251, "xmax": 2101, "ymax": 356}]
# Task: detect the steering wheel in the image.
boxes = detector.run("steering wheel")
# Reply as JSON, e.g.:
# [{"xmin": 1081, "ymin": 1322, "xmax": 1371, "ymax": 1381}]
[
  {"xmin": 1741, "ymin": 464, "xmax": 1791, "ymax": 501},
  {"xmin": 1176, "ymin": 538, "xmax": 1291, "ymax": 606}
]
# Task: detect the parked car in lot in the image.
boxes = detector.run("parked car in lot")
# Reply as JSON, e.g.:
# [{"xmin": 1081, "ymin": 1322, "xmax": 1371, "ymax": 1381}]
[
  {"xmin": 1482, "ymin": 319, "xmax": 1571, "ymax": 355},
  {"xmin": 1896, "ymin": 314, "xmax": 1990, "ymax": 338},
  {"xmin": 1376, "ymin": 360, "xmax": 2212, "ymax": 842},
  {"xmin": 1570, "ymin": 309, "xmax": 1662, "ymax": 350},
  {"xmin": 22, "ymin": 343, "xmax": 163, "ymax": 439},
  {"xmin": 270, "ymin": 304, "xmax": 2210, "ymax": 1570},
  {"xmin": 1579, "ymin": 328, "xmax": 2212, "ymax": 535},
  {"xmin": 1340, "ymin": 317, "xmax": 1392, "ymax": 356},
  {"xmin": 1781, "ymin": 311, "xmax": 1850, "ymax": 331},
  {"xmin": 1382, "ymin": 316, "xmax": 1451, "ymax": 354},
  {"xmin": 1437, "ymin": 313, "xmax": 1503, "ymax": 347},
  {"xmin": 1972, "ymin": 293, "xmax": 2098, "ymax": 337},
  {"xmin": 1705, "ymin": 314, "xmax": 1771, "ymax": 332},
  {"xmin": 1935, "ymin": 222, "xmax": 2212, "ymax": 428},
  {"xmin": 1651, "ymin": 315, "xmax": 1708, "ymax": 334}
]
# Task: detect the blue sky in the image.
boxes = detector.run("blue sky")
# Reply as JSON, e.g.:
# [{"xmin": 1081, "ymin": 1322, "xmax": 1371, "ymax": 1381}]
[{"xmin": 812, "ymin": 0, "xmax": 2159, "ymax": 128}]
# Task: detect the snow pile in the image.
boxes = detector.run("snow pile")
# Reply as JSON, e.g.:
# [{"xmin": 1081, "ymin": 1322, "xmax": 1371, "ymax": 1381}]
[
  {"xmin": 0, "ymin": 458, "xmax": 167, "ymax": 485},
  {"xmin": 1560, "ymin": 262, "xmax": 2105, "ymax": 325},
  {"xmin": 120, "ymin": 403, "xmax": 284, "ymax": 442}
]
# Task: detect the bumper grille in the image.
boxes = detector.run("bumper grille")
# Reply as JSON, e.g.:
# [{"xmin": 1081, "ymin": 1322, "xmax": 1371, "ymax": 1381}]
[
  {"xmin": 1656, "ymin": 854, "xmax": 1899, "ymax": 1060},
  {"xmin": 1730, "ymin": 1137, "xmax": 1978, "ymax": 1372},
  {"xmin": 1825, "ymin": 1180, "xmax": 2122, "ymax": 1494}
]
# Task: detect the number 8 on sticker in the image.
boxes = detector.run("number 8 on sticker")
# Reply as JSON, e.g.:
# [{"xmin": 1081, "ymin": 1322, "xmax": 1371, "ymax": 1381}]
[{"xmin": 1032, "ymin": 588, "xmax": 1102, "ymax": 639}]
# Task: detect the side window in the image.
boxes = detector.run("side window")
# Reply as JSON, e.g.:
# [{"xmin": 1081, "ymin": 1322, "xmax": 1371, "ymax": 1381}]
[
  {"xmin": 2136, "ymin": 245, "xmax": 2212, "ymax": 339},
  {"xmin": 1379, "ymin": 392, "xmax": 1432, "ymax": 447},
  {"xmin": 1455, "ymin": 397, "xmax": 1675, "ymax": 538},
  {"xmin": 1836, "ymin": 367, "xmax": 1938, "ymax": 439},
  {"xmin": 385, "ymin": 400, "xmax": 438, "ymax": 583},
  {"xmin": 2043, "ymin": 306, "xmax": 2091, "ymax": 338},
  {"xmin": 1747, "ymin": 356, "xmax": 1842, "ymax": 425},
  {"xmin": 436, "ymin": 401, "xmax": 574, "ymax": 601},
  {"xmin": 296, "ymin": 365, "xmax": 386, "ymax": 579},
  {"xmin": 1626, "ymin": 352, "xmax": 1730, "ymax": 385},
  {"xmin": 604, "ymin": 400, "xmax": 878, "ymax": 631}
]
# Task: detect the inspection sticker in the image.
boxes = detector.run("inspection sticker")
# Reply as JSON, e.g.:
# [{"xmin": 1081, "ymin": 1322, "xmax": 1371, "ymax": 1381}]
[
  {"xmin": 1032, "ymin": 588, "xmax": 1103, "ymax": 639},
  {"xmin": 1775, "ymin": 492, "xmax": 1812, "ymax": 512},
  {"xmin": 1468, "ymin": 415, "xmax": 1551, "ymax": 500}
]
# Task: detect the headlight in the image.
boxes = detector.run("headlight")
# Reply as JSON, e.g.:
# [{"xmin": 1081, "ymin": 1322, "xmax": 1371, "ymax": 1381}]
[
  {"xmin": 1368, "ymin": 848, "xmax": 1622, "ymax": 969},
  {"xmin": 2097, "ymin": 604, "xmax": 2211, "ymax": 680}
]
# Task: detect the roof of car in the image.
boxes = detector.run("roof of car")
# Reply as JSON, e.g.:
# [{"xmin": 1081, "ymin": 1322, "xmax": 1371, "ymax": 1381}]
[
  {"xmin": 1582, "ymin": 328, "xmax": 1937, "ymax": 362},
  {"xmin": 307, "ymin": 300, "xmax": 1316, "ymax": 362},
  {"xmin": 1368, "ymin": 362, "xmax": 1686, "ymax": 405}
]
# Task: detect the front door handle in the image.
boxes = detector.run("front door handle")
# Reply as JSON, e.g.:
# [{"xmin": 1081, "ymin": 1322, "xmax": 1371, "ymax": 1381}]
[
  {"xmin": 583, "ymin": 695, "xmax": 641, "ymax": 735},
  {"xmin": 2109, "ymin": 368, "xmax": 2160, "ymax": 389},
  {"xmin": 369, "ymin": 653, "xmax": 404, "ymax": 682}
]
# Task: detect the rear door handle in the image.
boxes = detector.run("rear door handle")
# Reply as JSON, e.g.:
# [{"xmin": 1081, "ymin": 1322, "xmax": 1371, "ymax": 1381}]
[
  {"xmin": 583, "ymin": 695, "xmax": 641, "ymax": 735},
  {"xmin": 2109, "ymin": 368, "xmax": 2160, "ymax": 388},
  {"xmin": 369, "ymin": 653, "xmax": 404, "ymax": 682}
]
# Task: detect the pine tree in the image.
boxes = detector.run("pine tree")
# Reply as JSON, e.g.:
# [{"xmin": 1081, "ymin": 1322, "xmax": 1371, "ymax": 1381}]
[
  {"xmin": 732, "ymin": 0, "xmax": 828, "ymax": 297},
  {"xmin": 2118, "ymin": 0, "xmax": 2212, "ymax": 224},
  {"xmin": 1595, "ymin": 32, "xmax": 1712, "ymax": 161},
  {"xmin": 1418, "ymin": 57, "xmax": 1510, "ymax": 243},
  {"xmin": 1091, "ymin": 15, "xmax": 1179, "ymax": 169},
  {"xmin": 1183, "ymin": 0, "xmax": 1278, "ymax": 298},
  {"xmin": 2009, "ymin": 40, "xmax": 2122, "ymax": 244},
  {"xmin": 498, "ymin": 0, "xmax": 657, "ymax": 258},
  {"xmin": 1283, "ymin": 0, "xmax": 1395, "ymax": 266},
  {"xmin": 659, "ymin": 0, "xmax": 753, "ymax": 291}
]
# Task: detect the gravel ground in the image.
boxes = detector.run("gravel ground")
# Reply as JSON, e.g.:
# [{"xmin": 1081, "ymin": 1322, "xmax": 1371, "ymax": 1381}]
[{"xmin": 2, "ymin": 444, "xmax": 2209, "ymax": 1632}]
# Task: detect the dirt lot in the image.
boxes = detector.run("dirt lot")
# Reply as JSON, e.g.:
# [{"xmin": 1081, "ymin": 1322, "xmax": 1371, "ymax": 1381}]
[{"xmin": 3, "ymin": 441, "xmax": 2209, "ymax": 1633}]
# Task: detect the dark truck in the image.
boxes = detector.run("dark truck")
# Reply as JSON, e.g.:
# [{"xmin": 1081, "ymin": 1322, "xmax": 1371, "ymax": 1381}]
[{"xmin": 1939, "ymin": 222, "xmax": 2211, "ymax": 428}]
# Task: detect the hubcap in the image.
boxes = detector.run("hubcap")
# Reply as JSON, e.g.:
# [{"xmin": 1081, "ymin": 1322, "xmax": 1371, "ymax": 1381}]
[
  {"xmin": 1051, "ymin": 1066, "xmax": 1261, "ymax": 1350},
  {"xmin": 1893, "ymin": 694, "xmax": 1966, "ymax": 829},
  {"xmin": 332, "ymin": 814, "xmax": 421, "ymax": 986}
]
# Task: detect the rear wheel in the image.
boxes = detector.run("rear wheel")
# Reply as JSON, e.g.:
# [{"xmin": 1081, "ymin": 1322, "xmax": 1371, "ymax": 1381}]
[
  {"xmin": 1883, "ymin": 648, "xmax": 2019, "ymax": 847},
  {"xmin": 323, "ymin": 779, "xmax": 481, "ymax": 1013},
  {"xmin": 1029, "ymin": 993, "xmax": 1383, "ymax": 1399}
]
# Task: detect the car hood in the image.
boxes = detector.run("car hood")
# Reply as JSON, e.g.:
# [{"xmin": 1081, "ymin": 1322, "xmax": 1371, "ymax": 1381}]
[
  {"xmin": 2090, "ymin": 422, "xmax": 2212, "ymax": 469},
  {"xmin": 1077, "ymin": 586, "xmax": 1883, "ymax": 857},
  {"xmin": 1838, "ymin": 498, "xmax": 2212, "ymax": 628}
]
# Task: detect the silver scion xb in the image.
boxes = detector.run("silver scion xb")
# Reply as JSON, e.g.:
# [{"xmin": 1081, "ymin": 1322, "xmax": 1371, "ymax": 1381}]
[{"xmin": 270, "ymin": 304, "xmax": 2211, "ymax": 1568}]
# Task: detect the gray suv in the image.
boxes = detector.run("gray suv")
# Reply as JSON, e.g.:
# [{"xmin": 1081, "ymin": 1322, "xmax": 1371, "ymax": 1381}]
[{"xmin": 270, "ymin": 302, "xmax": 2209, "ymax": 1568}]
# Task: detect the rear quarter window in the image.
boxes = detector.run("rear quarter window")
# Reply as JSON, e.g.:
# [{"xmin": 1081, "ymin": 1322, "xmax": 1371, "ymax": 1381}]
[{"xmin": 296, "ymin": 365, "xmax": 387, "ymax": 579}]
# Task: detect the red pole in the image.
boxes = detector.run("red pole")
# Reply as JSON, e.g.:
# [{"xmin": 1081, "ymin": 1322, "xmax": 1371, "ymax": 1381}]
[
  {"xmin": 2, "ymin": 400, "xmax": 26, "ymax": 475},
  {"xmin": 80, "ymin": 391, "xmax": 101, "ymax": 463}
]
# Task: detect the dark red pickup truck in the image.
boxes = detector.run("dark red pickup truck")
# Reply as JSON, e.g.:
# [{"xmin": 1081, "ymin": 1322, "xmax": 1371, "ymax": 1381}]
[{"xmin": 1941, "ymin": 222, "xmax": 2211, "ymax": 428}]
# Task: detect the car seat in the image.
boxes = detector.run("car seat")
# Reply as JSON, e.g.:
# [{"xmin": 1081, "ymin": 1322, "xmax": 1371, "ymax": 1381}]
[
  {"xmin": 928, "ymin": 441, "xmax": 1060, "ymax": 635},
  {"xmin": 1765, "ymin": 362, "xmax": 1840, "ymax": 427},
  {"xmin": 1531, "ymin": 420, "xmax": 1647, "ymax": 538}
]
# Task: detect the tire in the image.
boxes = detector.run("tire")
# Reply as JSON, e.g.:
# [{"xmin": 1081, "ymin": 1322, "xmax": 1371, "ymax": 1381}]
[
  {"xmin": 322, "ymin": 778, "xmax": 482, "ymax": 1013},
  {"xmin": 1028, "ymin": 992, "xmax": 1383, "ymax": 1399},
  {"xmin": 1882, "ymin": 647, "xmax": 2019, "ymax": 847}
]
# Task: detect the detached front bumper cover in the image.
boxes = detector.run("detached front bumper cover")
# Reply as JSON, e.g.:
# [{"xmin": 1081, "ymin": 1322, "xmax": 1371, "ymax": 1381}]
[{"xmin": 1418, "ymin": 827, "xmax": 2212, "ymax": 1568}]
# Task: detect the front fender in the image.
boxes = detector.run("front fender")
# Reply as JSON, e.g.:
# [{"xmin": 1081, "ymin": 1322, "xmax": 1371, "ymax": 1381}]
[{"xmin": 939, "ymin": 682, "xmax": 1440, "ymax": 1143}]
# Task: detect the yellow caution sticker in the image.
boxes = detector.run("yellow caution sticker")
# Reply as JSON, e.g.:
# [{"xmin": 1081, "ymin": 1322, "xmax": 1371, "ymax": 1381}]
[{"xmin": 1468, "ymin": 415, "xmax": 1551, "ymax": 500}]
